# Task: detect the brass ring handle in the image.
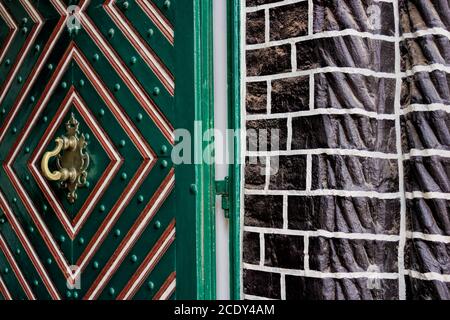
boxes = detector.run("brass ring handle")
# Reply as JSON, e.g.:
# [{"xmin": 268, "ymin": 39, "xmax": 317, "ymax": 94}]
[
  {"xmin": 40, "ymin": 113, "xmax": 89, "ymax": 203},
  {"xmin": 41, "ymin": 137, "xmax": 78, "ymax": 182}
]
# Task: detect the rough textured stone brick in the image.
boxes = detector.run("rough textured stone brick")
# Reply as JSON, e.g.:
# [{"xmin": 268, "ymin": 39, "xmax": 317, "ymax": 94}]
[
  {"xmin": 247, "ymin": 10, "xmax": 265, "ymax": 45},
  {"xmin": 243, "ymin": 232, "xmax": 260, "ymax": 264},
  {"xmin": 247, "ymin": 45, "xmax": 292, "ymax": 76},
  {"xmin": 401, "ymin": 35, "xmax": 450, "ymax": 71},
  {"xmin": 288, "ymin": 195, "xmax": 401, "ymax": 234},
  {"xmin": 401, "ymin": 70, "xmax": 450, "ymax": 106},
  {"xmin": 264, "ymin": 234, "xmax": 304, "ymax": 269},
  {"xmin": 243, "ymin": 269, "xmax": 281, "ymax": 299},
  {"xmin": 246, "ymin": 118, "xmax": 287, "ymax": 151},
  {"xmin": 246, "ymin": 82, "xmax": 267, "ymax": 114},
  {"xmin": 270, "ymin": 2, "xmax": 309, "ymax": 40},
  {"xmin": 245, "ymin": 156, "xmax": 267, "ymax": 189},
  {"xmin": 404, "ymin": 156, "xmax": 450, "ymax": 193},
  {"xmin": 309, "ymin": 237, "xmax": 399, "ymax": 273},
  {"xmin": 400, "ymin": 1, "xmax": 450, "ymax": 33},
  {"xmin": 406, "ymin": 276, "xmax": 450, "ymax": 300},
  {"xmin": 296, "ymin": 36, "xmax": 395, "ymax": 73},
  {"xmin": 291, "ymin": 114, "xmax": 397, "ymax": 153},
  {"xmin": 314, "ymin": 0, "xmax": 395, "ymax": 36},
  {"xmin": 296, "ymin": 40, "xmax": 317, "ymax": 71},
  {"xmin": 286, "ymin": 275, "xmax": 399, "ymax": 300},
  {"xmin": 311, "ymin": 154, "xmax": 399, "ymax": 192},
  {"xmin": 245, "ymin": 195, "xmax": 284, "ymax": 228},
  {"xmin": 405, "ymin": 239, "xmax": 450, "ymax": 274},
  {"xmin": 401, "ymin": 111, "xmax": 450, "ymax": 152},
  {"xmin": 407, "ymin": 198, "xmax": 450, "ymax": 236},
  {"xmin": 315, "ymin": 72, "xmax": 396, "ymax": 114},
  {"xmin": 269, "ymin": 155, "xmax": 307, "ymax": 190},
  {"xmin": 271, "ymin": 76, "xmax": 309, "ymax": 113}
]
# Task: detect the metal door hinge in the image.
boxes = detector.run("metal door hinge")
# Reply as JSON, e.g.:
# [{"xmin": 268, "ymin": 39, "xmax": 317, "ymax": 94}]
[{"xmin": 215, "ymin": 177, "xmax": 230, "ymax": 218}]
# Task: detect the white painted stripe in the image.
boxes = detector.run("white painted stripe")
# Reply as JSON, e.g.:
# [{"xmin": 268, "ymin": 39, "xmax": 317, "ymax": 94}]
[
  {"xmin": 403, "ymin": 149, "xmax": 450, "ymax": 159},
  {"xmin": 246, "ymin": 29, "xmax": 396, "ymax": 51},
  {"xmin": 74, "ymin": 49, "xmax": 154, "ymax": 159},
  {"xmin": 282, "ymin": 195, "xmax": 288, "ymax": 230},
  {"xmin": 0, "ymin": 234, "xmax": 35, "ymax": 300},
  {"xmin": 0, "ymin": 0, "xmax": 66, "ymax": 143},
  {"xmin": 264, "ymin": 8, "xmax": 269, "ymax": 43},
  {"xmin": 77, "ymin": 160, "xmax": 154, "ymax": 273},
  {"xmin": 307, "ymin": 0, "xmax": 313, "ymax": 36},
  {"xmin": 305, "ymin": 154, "xmax": 312, "ymax": 191},
  {"xmin": 406, "ymin": 270, "xmax": 450, "ymax": 282},
  {"xmin": 244, "ymin": 263, "xmax": 400, "ymax": 279},
  {"xmin": 247, "ymin": 67, "xmax": 396, "ymax": 83},
  {"xmin": 246, "ymin": 0, "xmax": 307, "ymax": 12},
  {"xmin": 244, "ymin": 226, "xmax": 401, "ymax": 242},
  {"xmin": 29, "ymin": 91, "xmax": 123, "ymax": 237},
  {"xmin": 106, "ymin": 1, "xmax": 174, "ymax": 93},
  {"xmin": 259, "ymin": 232, "xmax": 265, "ymax": 267},
  {"xmin": 280, "ymin": 274, "xmax": 286, "ymax": 300},
  {"xmin": 0, "ymin": 1, "xmax": 18, "ymax": 64},
  {"xmin": 157, "ymin": 278, "xmax": 176, "ymax": 300},
  {"xmin": 0, "ymin": 276, "xmax": 12, "ymax": 300},
  {"xmin": 286, "ymin": 116, "xmax": 292, "ymax": 150},
  {"xmin": 406, "ymin": 232, "xmax": 450, "ymax": 244},
  {"xmin": 247, "ymin": 148, "xmax": 398, "ymax": 160},
  {"xmin": 244, "ymin": 294, "xmax": 276, "ymax": 300},
  {"xmin": 401, "ymin": 103, "xmax": 450, "ymax": 115},
  {"xmin": 0, "ymin": 0, "xmax": 43, "ymax": 105},
  {"xmin": 403, "ymin": 63, "xmax": 450, "ymax": 77},
  {"xmin": 245, "ymin": 189, "xmax": 401, "ymax": 199},
  {"xmin": 402, "ymin": 27, "xmax": 450, "ymax": 41},
  {"xmin": 0, "ymin": 191, "xmax": 60, "ymax": 299},
  {"xmin": 136, "ymin": 0, "xmax": 174, "ymax": 43},
  {"xmin": 405, "ymin": 191, "xmax": 450, "ymax": 200},
  {"xmin": 393, "ymin": 0, "xmax": 407, "ymax": 299},
  {"xmin": 80, "ymin": 13, "xmax": 174, "ymax": 142},
  {"xmin": 122, "ymin": 228, "xmax": 175, "ymax": 300},
  {"xmin": 246, "ymin": 107, "xmax": 397, "ymax": 120},
  {"xmin": 87, "ymin": 175, "xmax": 175, "ymax": 299}
]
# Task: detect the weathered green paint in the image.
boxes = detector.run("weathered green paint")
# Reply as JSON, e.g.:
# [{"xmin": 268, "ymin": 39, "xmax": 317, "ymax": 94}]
[
  {"xmin": 227, "ymin": 0, "xmax": 242, "ymax": 300},
  {"xmin": 174, "ymin": 0, "xmax": 215, "ymax": 300}
]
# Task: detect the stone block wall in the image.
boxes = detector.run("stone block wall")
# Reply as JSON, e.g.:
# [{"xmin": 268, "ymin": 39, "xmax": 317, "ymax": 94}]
[{"xmin": 242, "ymin": 0, "xmax": 450, "ymax": 300}]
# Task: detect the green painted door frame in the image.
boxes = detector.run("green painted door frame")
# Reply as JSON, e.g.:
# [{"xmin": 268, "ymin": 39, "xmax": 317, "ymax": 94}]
[
  {"xmin": 176, "ymin": 0, "xmax": 242, "ymax": 300},
  {"xmin": 227, "ymin": 0, "xmax": 242, "ymax": 301},
  {"xmin": 174, "ymin": 0, "xmax": 216, "ymax": 300}
]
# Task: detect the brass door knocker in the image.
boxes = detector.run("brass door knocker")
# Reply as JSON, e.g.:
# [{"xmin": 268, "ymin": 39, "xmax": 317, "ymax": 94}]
[{"xmin": 41, "ymin": 113, "xmax": 89, "ymax": 203}]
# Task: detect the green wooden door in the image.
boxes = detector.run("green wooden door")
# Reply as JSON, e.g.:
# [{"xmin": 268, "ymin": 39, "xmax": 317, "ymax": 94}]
[{"xmin": 0, "ymin": 0, "xmax": 213, "ymax": 300}]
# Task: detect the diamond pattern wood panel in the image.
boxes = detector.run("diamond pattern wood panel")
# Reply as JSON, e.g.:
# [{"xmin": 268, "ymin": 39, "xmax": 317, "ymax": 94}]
[{"xmin": 0, "ymin": 0, "xmax": 180, "ymax": 300}]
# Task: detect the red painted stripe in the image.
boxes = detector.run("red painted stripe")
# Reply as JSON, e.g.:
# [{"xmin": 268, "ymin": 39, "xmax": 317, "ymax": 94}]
[
  {"xmin": 27, "ymin": 89, "xmax": 123, "ymax": 238},
  {"xmin": 0, "ymin": 234, "xmax": 35, "ymax": 299},
  {"xmin": 0, "ymin": 193, "xmax": 60, "ymax": 299},
  {"xmin": 0, "ymin": 16, "xmax": 65, "ymax": 143},
  {"xmin": 153, "ymin": 272, "xmax": 176, "ymax": 300},
  {"xmin": 0, "ymin": 275, "xmax": 12, "ymax": 300},
  {"xmin": 105, "ymin": 0, "xmax": 174, "ymax": 95},
  {"xmin": 84, "ymin": 170, "xmax": 175, "ymax": 299},
  {"xmin": 117, "ymin": 221, "xmax": 175, "ymax": 300},
  {"xmin": 80, "ymin": 13, "xmax": 174, "ymax": 144},
  {"xmin": 0, "ymin": 0, "xmax": 43, "ymax": 106},
  {"xmin": 136, "ymin": 0, "xmax": 174, "ymax": 45}
]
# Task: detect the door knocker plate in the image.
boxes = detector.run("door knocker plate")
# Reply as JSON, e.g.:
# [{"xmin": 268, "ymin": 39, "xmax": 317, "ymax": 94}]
[{"xmin": 41, "ymin": 113, "xmax": 90, "ymax": 203}]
